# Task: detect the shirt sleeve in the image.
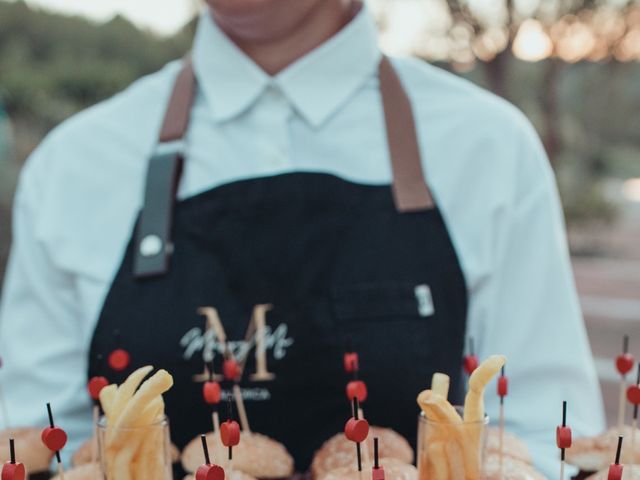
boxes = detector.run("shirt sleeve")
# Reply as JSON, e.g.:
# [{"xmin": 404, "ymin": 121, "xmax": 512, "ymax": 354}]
[
  {"xmin": 471, "ymin": 119, "xmax": 605, "ymax": 477},
  {"xmin": 0, "ymin": 144, "xmax": 93, "ymax": 464}
]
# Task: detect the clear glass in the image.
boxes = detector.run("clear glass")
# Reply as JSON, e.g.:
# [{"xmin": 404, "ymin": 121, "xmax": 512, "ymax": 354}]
[
  {"xmin": 417, "ymin": 408, "xmax": 489, "ymax": 480},
  {"xmin": 97, "ymin": 415, "xmax": 173, "ymax": 480}
]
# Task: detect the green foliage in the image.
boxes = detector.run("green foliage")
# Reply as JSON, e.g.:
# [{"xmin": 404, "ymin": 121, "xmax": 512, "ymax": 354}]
[{"xmin": 0, "ymin": 0, "xmax": 193, "ymax": 130}]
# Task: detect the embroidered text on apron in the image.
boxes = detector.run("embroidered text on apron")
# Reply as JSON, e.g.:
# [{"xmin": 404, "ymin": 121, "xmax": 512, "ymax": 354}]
[{"xmin": 88, "ymin": 56, "xmax": 468, "ymax": 470}]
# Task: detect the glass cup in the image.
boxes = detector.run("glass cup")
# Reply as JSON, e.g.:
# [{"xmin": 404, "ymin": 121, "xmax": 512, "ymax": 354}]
[
  {"xmin": 417, "ymin": 408, "xmax": 489, "ymax": 480},
  {"xmin": 97, "ymin": 415, "xmax": 173, "ymax": 480}
]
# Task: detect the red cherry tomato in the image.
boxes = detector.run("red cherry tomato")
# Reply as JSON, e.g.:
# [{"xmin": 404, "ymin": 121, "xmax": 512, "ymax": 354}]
[
  {"xmin": 627, "ymin": 385, "xmax": 640, "ymax": 405},
  {"xmin": 556, "ymin": 426, "xmax": 572, "ymax": 449},
  {"xmin": 344, "ymin": 417, "xmax": 369, "ymax": 443},
  {"xmin": 608, "ymin": 463, "xmax": 623, "ymax": 480},
  {"xmin": 372, "ymin": 466, "xmax": 385, "ymax": 480},
  {"xmin": 203, "ymin": 381, "xmax": 221, "ymax": 405},
  {"xmin": 222, "ymin": 359, "xmax": 240, "ymax": 382},
  {"xmin": 108, "ymin": 349, "xmax": 130, "ymax": 372},
  {"xmin": 617, "ymin": 353, "xmax": 635, "ymax": 375},
  {"xmin": 463, "ymin": 355, "xmax": 479, "ymax": 375},
  {"xmin": 88, "ymin": 376, "xmax": 109, "ymax": 401},
  {"xmin": 497, "ymin": 376, "xmax": 508, "ymax": 397},
  {"xmin": 220, "ymin": 420, "xmax": 240, "ymax": 447},
  {"xmin": 346, "ymin": 380, "xmax": 368, "ymax": 403},
  {"xmin": 2, "ymin": 462, "xmax": 26, "ymax": 480},
  {"xmin": 196, "ymin": 464, "xmax": 225, "ymax": 480},
  {"xmin": 41, "ymin": 427, "xmax": 68, "ymax": 452},
  {"xmin": 344, "ymin": 353, "xmax": 359, "ymax": 374}
]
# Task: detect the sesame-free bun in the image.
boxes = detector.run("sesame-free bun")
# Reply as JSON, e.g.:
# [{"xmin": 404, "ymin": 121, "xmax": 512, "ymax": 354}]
[
  {"xmin": 566, "ymin": 426, "xmax": 640, "ymax": 472},
  {"xmin": 311, "ymin": 426, "xmax": 414, "ymax": 479},
  {"xmin": 318, "ymin": 458, "xmax": 417, "ymax": 480},
  {"xmin": 50, "ymin": 462, "xmax": 101, "ymax": 480},
  {"xmin": 0, "ymin": 427, "xmax": 55, "ymax": 474},
  {"xmin": 482, "ymin": 454, "xmax": 546, "ymax": 480},
  {"xmin": 485, "ymin": 427, "xmax": 533, "ymax": 464},
  {"xmin": 181, "ymin": 431, "xmax": 294, "ymax": 479}
]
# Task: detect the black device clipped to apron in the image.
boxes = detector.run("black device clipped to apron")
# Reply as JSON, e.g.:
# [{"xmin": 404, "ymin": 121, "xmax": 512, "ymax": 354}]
[{"xmin": 89, "ymin": 55, "xmax": 468, "ymax": 470}]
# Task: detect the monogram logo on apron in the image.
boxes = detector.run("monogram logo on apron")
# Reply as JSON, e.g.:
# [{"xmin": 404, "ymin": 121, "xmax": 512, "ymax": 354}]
[{"xmin": 180, "ymin": 304, "xmax": 294, "ymax": 383}]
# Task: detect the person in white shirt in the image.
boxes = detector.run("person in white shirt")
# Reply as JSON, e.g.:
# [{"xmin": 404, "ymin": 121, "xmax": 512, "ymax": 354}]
[{"xmin": 0, "ymin": 0, "xmax": 604, "ymax": 476}]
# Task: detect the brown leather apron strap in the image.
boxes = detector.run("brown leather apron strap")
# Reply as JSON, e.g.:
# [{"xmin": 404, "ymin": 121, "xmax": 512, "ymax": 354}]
[
  {"xmin": 378, "ymin": 56, "xmax": 434, "ymax": 211},
  {"xmin": 134, "ymin": 60, "xmax": 195, "ymax": 278},
  {"xmin": 159, "ymin": 57, "xmax": 197, "ymax": 142}
]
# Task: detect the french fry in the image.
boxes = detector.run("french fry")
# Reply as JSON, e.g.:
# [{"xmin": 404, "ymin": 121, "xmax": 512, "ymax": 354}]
[
  {"xmin": 444, "ymin": 441, "xmax": 465, "ymax": 480},
  {"xmin": 430, "ymin": 373, "xmax": 450, "ymax": 400},
  {"xmin": 427, "ymin": 442, "xmax": 448, "ymax": 480},
  {"xmin": 463, "ymin": 355, "xmax": 506, "ymax": 479},
  {"xmin": 99, "ymin": 384, "xmax": 117, "ymax": 418},
  {"xmin": 111, "ymin": 369, "xmax": 173, "ymax": 441},
  {"xmin": 109, "ymin": 366, "xmax": 153, "ymax": 425},
  {"xmin": 417, "ymin": 390, "xmax": 463, "ymax": 424},
  {"xmin": 463, "ymin": 355, "xmax": 506, "ymax": 422}
]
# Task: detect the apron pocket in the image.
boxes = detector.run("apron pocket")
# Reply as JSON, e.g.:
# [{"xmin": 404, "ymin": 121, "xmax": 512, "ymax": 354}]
[{"xmin": 331, "ymin": 282, "xmax": 435, "ymax": 322}]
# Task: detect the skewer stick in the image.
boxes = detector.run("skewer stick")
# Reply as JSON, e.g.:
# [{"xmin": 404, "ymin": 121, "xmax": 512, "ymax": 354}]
[
  {"xmin": 631, "ymin": 363, "xmax": 640, "ymax": 472},
  {"xmin": 497, "ymin": 366, "xmax": 509, "ymax": 479},
  {"xmin": 202, "ymin": 434, "xmax": 211, "ymax": 465},
  {"xmin": 608, "ymin": 436, "xmax": 625, "ymax": 480},
  {"xmin": 561, "ymin": 401, "xmax": 566, "ymax": 479},
  {"xmin": 353, "ymin": 397, "xmax": 363, "ymax": 472},
  {"xmin": 233, "ymin": 384, "xmax": 251, "ymax": 433},
  {"xmin": 46, "ymin": 403, "xmax": 65, "ymax": 480},
  {"xmin": 9, "ymin": 438, "xmax": 15, "ymax": 464},
  {"xmin": 617, "ymin": 335, "xmax": 634, "ymax": 432},
  {"xmin": 556, "ymin": 401, "xmax": 572, "ymax": 480}
]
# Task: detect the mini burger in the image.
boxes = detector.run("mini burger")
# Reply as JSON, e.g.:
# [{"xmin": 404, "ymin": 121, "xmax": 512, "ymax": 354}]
[
  {"xmin": 311, "ymin": 426, "xmax": 413, "ymax": 480},
  {"xmin": 484, "ymin": 427, "xmax": 533, "ymax": 465},
  {"xmin": 181, "ymin": 431, "xmax": 294, "ymax": 479},
  {"xmin": 0, "ymin": 427, "xmax": 54, "ymax": 474},
  {"xmin": 566, "ymin": 426, "xmax": 640, "ymax": 473},
  {"xmin": 50, "ymin": 462, "xmax": 101, "ymax": 480},
  {"xmin": 318, "ymin": 458, "xmax": 417, "ymax": 480},
  {"xmin": 482, "ymin": 454, "xmax": 546, "ymax": 480}
]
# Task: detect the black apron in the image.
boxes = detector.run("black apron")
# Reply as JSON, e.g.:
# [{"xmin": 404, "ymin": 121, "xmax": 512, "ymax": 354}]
[{"xmin": 88, "ymin": 56, "xmax": 468, "ymax": 470}]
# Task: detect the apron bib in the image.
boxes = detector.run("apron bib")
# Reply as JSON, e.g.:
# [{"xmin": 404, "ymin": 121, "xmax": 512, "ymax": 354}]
[{"xmin": 88, "ymin": 57, "xmax": 468, "ymax": 470}]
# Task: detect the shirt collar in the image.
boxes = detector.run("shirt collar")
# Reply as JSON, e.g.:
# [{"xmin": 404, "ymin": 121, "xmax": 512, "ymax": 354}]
[{"xmin": 192, "ymin": 6, "xmax": 381, "ymax": 127}]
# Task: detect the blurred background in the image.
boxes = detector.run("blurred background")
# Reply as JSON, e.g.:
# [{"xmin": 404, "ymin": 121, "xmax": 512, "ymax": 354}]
[{"xmin": 0, "ymin": 0, "xmax": 638, "ymax": 423}]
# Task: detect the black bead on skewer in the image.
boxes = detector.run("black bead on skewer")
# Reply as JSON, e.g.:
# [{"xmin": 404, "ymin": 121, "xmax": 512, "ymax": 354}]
[
  {"xmin": 500, "ymin": 366, "xmax": 505, "ymax": 406},
  {"xmin": 615, "ymin": 436, "xmax": 624, "ymax": 464},
  {"xmin": 201, "ymin": 434, "xmax": 211, "ymax": 465},
  {"xmin": 46, "ymin": 403, "xmax": 62, "ymax": 464},
  {"xmin": 9, "ymin": 438, "xmax": 15, "ymax": 464},
  {"xmin": 624, "ymin": 335, "xmax": 630, "ymax": 354},
  {"xmin": 374, "ymin": 437, "xmax": 379, "ymax": 469}
]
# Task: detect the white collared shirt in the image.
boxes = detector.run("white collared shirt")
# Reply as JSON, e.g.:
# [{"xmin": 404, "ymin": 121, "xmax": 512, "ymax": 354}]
[{"xmin": 0, "ymin": 7, "xmax": 603, "ymax": 475}]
